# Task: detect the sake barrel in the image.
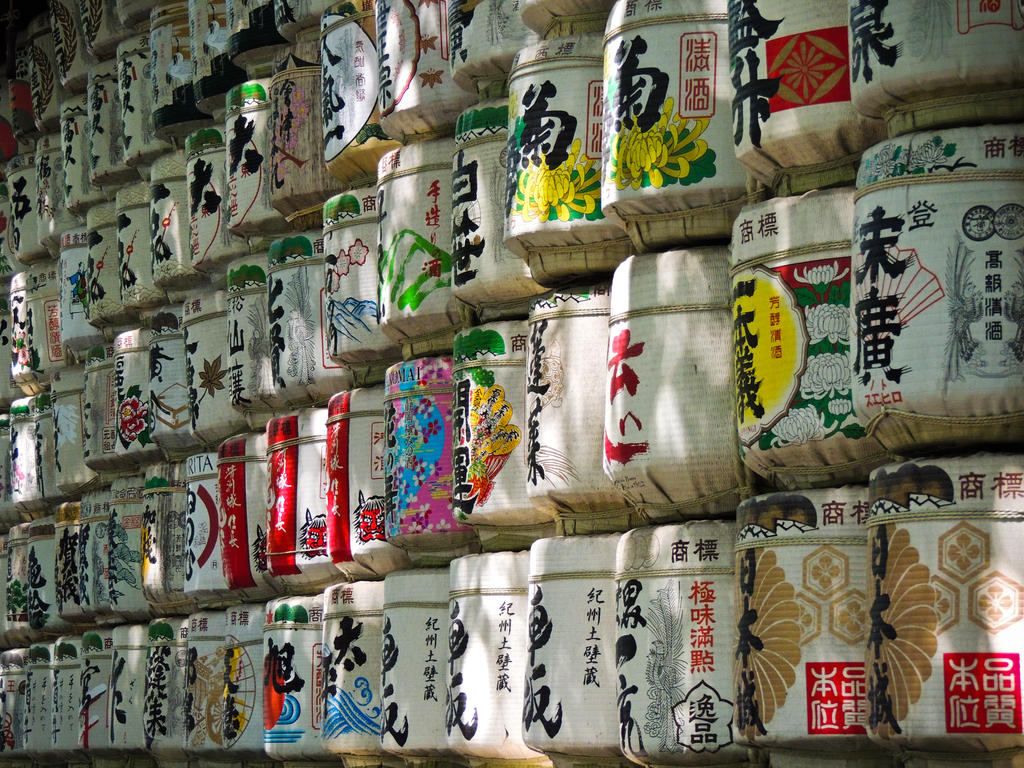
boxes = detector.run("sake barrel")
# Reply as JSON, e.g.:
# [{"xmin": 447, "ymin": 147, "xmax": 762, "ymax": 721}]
[
  {"xmin": 731, "ymin": 188, "xmax": 888, "ymax": 488},
  {"xmin": 26, "ymin": 516, "xmax": 72, "ymax": 635},
  {"xmin": 150, "ymin": 0, "xmax": 214, "ymax": 142},
  {"xmin": 506, "ymin": 39, "xmax": 630, "ymax": 284},
  {"xmin": 48, "ymin": 0, "xmax": 96, "ymax": 93},
  {"xmin": 217, "ymin": 432, "xmax": 281, "ymax": 600},
  {"xmin": 114, "ymin": 330, "xmax": 161, "ymax": 464},
  {"xmin": 59, "ymin": 228, "xmax": 104, "ymax": 358},
  {"xmin": 733, "ymin": 486, "xmax": 887, "ymax": 767},
  {"xmin": 322, "ymin": 186, "xmax": 400, "ymax": 376},
  {"xmin": 849, "ymin": 0, "xmax": 1024, "ymax": 135},
  {"xmin": 184, "ymin": 610, "xmax": 228, "ymax": 753},
  {"xmin": 602, "ymin": 4, "xmax": 757, "ymax": 251},
  {"xmin": 321, "ymin": 580, "xmax": 397, "ymax": 764},
  {"xmin": 78, "ymin": 628, "xmax": 114, "ymax": 753},
  {"xmin": 271, "ymin": 0, "xmax": 324, "ymax": 41},
  {"xmin": 267, "ymin": 230, "xmax": 353, "ymax": 405},
  {"xmin": 226, "ymin": 80, "xmax": 287, "ymax": 235},
  {"xmin": 54, "ymin": 502, "xmax": 86, "ymax": 625},
  {"xmin": 78, "ymin": 489, "xmax": 115, "ymax": 624},
  {"xmin": 24, "ymin": 642, "xmax": 54, "ymax": 757},
  {"xmin": 142, "ymin": 462, "xmax": 194, "ymax": 613},
  {"xmin": 10, "ymin": 273, "xmax": 37, "ymax": 393},
  {"xmin": 184, "ymin": 289, "xmax": 249, "ymax": 446},
  {"xmin": 0, "ymin": 537, "xmax": 9, "ymax": 641},
  {"xmin": 21, "ymin": 262, "xmax": 66, "ymax": 386},
  {"xmin": 9, "ymin": 399, "xmax": 45, "ymax": 513},
  {"xmin": 225, "ymin": 254, "xmax": 281, "ymax": 419},
  {"xmin": 8, "ymin": 35, "xmax": 35, "ymax": 148},
  {"xmin": 225, "ymin": 0, "xmax": 288, "ymax": 68},
  {"xmin": 60, "ymin": 94, "xmax": 105, "ymax": 215},
  {"xmin": 149, "ymin": 307, "xmax": 201, "ymax": 457},
  {"xmin": 263, "ymin": 594, "xmax": 329, "ymax": 760},
  {"xmin": 452, "ymin": 101, "xmax": 546, "ymax": 317},
  {"xmin": 0, "ymin": 419, "xmax": 14, "ymax": 527},
  {"xmin": 82, "ymin": 0, "xmax": 132, "ymax": 60},
  {"xmin": 190, "ymin": 0, "xmax": 247, "ymax": 115},
  {"xmin": 187, "ymin": 127, "xmax": 247, "ymax": 276},
  {"xmin": 523, "ymin": 535, "xmax": 623, "ymax": 764},
  {"xmin": 446, "ymin": 551, "xmax": 545, "ymax": 764},
  {"xmin": 33, "ymin": 393, "xmax": 61, "ymax": 505},
  {"xmin": 184, "ymin": 451, "xmax": 233, "ymax": 606},
  {"xmin": 143, "ymin": 617, "xmax": 191, "ymax": 757},
  {"xmin": 863, "ymin": 454, "xmax": 1024, "ymax": 759},
  {"xmin": 526, "ymin": 287, "xmax": 635, "ymax": 534},
  {"xmin": 725, "ymin": 0, "xmax": 886, "ymax": 194},
  {"xmin": 152, "ymin": 150, "xmax": 205, "ymax": 291},
  {"xmin": 0, "ymin": 179, "xmax": 12, "ymax": 277},
  {"xmin": 84, "ymin": 203, "xmax": 130, "ymax": 328},
  {"xmin": 326, "ymin": 389, "xmax": 411, "ymax": 579},
  {"xmin": 6, "ymin": 524, "xmax": 32, "ymax": 643},
  {"xmin": 52, "ymin": 367, "xmax": 98, "ymax": 496},
  {"xmin": 37, "ymin": 132, "xmax": 76, "ymax": 258},
  {"xmin": 222, "ymin": 603, "xmax": 267, "ymax": 757},
  {"xmin": 453, "ymin": 321, "xmax": 553, "ymax": 549},
  {"xmin": 8, "ymin": 154, "xmax": 47, "ymax": 265},
  {"xmin": 118, "ymin": 35, "xmax": 174, "ymax": 176},
  {"xmin": 449, "ymin": 0, "xmax": 537, "ymax": 96},
  {"xmin": 86, "ymin": 65, "xmax": 133, "ymax": 190},
  {"xmin": 82, "ymin": 343, "xmax": 121, "ymax": 471},
  {"xmin": 51, "ymin": 636, "xmax": 82, "ymax": 757},
  {"xmin": 117, "ymin": 181, "xmax": 167, "ymax": 312},
  {"xmin": 380, "ymin": 569, "xmax": 452, "ymax": 761},
  {"xmin": 605, "ymin": 249, "xmax": 752, "ymax": 520},
  {"xmin": 384, "ymin": 357, "xmax": 480, "ymax": 564},
  {"xmin": 520, "ymin": 0, "xmax": 612, "ymax": 36},
  {"xmin": 108, "ymin": 624, "xmax": 149, "ymax": 750},
  {"xmin": 269, "ymin": 31, "xmax": 343, "ymax": 227},
  {"xmin": 0, "ymin": 649, "xmax": 29, "ymax": 753},
  {"xmin": 320, "ymin": 1, "xmax": 398, "ymax": 185},
  {"xmin": 615, "ymin": 521, "xmax": 754, "ymax": 766},
  {"xmin": 107, "ymin": 474, "xmax": 152, "ymax": 621},
  {"xmin": 852, "ymin": 125, "xmax": 1024, "ymax": 455},
  {"xmin": 29, "ymin": 16, "xmax": 65, "ymax": 134},
  {"xmin": 377, "ymin": 139, "xmax": 462, "ymax": 356},
  {"xmin": 374, "ymin": 0, "xmax": 474, "ymax": 141},
  {"xmin": 266, "ymin": 409, "xmax": 340, "ymax": 593},
  {"xmin": 0, "ymin": 296, "xmax": 18, "ymax": 408}
]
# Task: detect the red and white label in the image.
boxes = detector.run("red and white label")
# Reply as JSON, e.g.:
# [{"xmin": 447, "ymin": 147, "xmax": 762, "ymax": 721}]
[
  {"xmin": 805, "ymin": 662, "xmax": 867, "ymax": 734},
  {"xmin": 944, "ymin": 652, "xmax": 1022, "ymax": 734}
]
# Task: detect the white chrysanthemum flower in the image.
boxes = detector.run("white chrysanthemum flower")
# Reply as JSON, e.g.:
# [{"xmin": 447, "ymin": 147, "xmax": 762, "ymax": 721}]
[
  {"xmin": 771, "ymin": 405, "xmax": 827, "ymax": 446},
  {"xmin": 805, "ymin": 303, "xmax": 850, "ymax": 345},
  {"xmin": 793, "ymin": 260, "xmax": 850, "ymax": 286},
  {"xmin": 799, "ymin": 353, "xmax": 851, "ymax": 400}
]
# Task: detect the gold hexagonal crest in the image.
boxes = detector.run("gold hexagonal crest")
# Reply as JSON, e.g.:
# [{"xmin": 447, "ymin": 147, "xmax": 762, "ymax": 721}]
[
  {"xmin": 969, "ymin": 570, "xmax": 1024, "ymax": 634},
  {"xmin": 829, "ymin": 588, "xmax": 867, "ymax": 645},
  {"xmin": 938, "ymin": 522, "xmax": 990, "ymax": 584},
  {"xmin": 802, "ymin": 545, "xmax": 849, "ymax": 599},
  {"xmin": 930, "ymin": 575, "xmax": 960, "ymax": 635},
  {"xmin": 794, "ymin": 593, "xmax": 822, "ymax": 645}
]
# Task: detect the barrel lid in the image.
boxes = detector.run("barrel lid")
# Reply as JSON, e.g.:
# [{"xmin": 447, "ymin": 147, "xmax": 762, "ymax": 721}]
[
  {"xmin": 225, "ymin": 261, "xmax": 267, "ymax": 291},
  {"xmin": 377, "ymin": 136, "xmax": 456, "ymax": 185},
  {"xmin": 6, "ymin": 153, "xmax": 34, "ymax": 172},
  {"xmin": 114, "ymin": 327, "xmax": 147, "ymax": 352},
  {"xmin": 610, "ymin": 248, "xmax": 730, "ymax": 320},
  {"xmin": 320, "ymin": 0, "xmax": 372, "ymax": 34},
  {"xmin": 326, "ymin": 386, "xmax": 384, "ymax": 421},
  {"xmin": 455, "ymin": 101, "xmax": 509, "ymax": 144},
  {"xmin": 266, "ymin": 594, "xmax": 325, "ymax": 626},
  {"xmin": 528, "ymin": 533, "xmax": 620, "ymax": 579},
  {"xmin": 181, "ymin": 288, "xmax": 227, "ymax": 324},
  {"xmin": 529, "ymin": 284, "xmax": 611, "ymax": 321},
  {"xmin": 60, "ymin": 92, "xmax": 88, "ymax": 117},
  {"xmin": 6, "ymin": 521, "xmax": 31, "ymax": 541},
  {"xmin": 86, "ymin": 200, "xmax": 118, "ymax": 231},
  {"xmin": 84, "ymin": 342, "xmax": 116, "ymax": 368},
  {"xmin": 453, "ymin": 321, "xmax": 528, "ymax": 367},
  {"xmin": 9, "ymin": 396, "xmax": 32, "ymax": 417},
  {"xmin": 383, "ymin": 568, "xmax": 449, "ymax": 607},
  {"xmin": 616, "ymin": 520, "xmax": 736, "ymax": 578},
  {"xmin": 731, "ymin": 187, "xmax": 853, "ymax": 269},
  {"xmin": 324, "ymin": 580, "xmax": 385, "ymax": 617},
  {"xmin": 322, "ymin": 185, "xmax": 376, "ymax": 229},
  {"xmin": 27, "ymin": 514, "xmax": 55, "ymax": 537},
  {"xmin": 218, "ymin": 430, "xmax": 268, "ymax": 462},
  {"xmin": 184, "ymin": 451, "xmax": 218, "ymax": 481},
  {"xmin": 450, "ymin": 550, "xmax": 529, "ymax": 594},
  {"xmin": 149, "ymin": 306, "xmax": 182, "ymax": 336},
  {"xmin": 868, "ymin": 453, "xmax": 1024, "ymax": 525},
  {"xmin": 82, "ymin": 629, "xmax": 114, "ymax": 654},
  {"xmin": 226, "ymin": 80, "xmax": 270, "ymax": 111},
  {"xmin": 116, "ymin": 34, "xmax": 150, "ymax": 57},
  {"xmin": 55, "ymin": 636, "xmax": 80, "ymax": 661},
  {"xmin": 149, "ymin": 616, "xmax": 190, "ymax": 643},
  {"xmin": 736, "ymin": 486, "xmax": 870, "ymax": 548},
  {"xmin": 56, "ymin": 501, "xmax": 81, "ymax": 524},
  {"xmin": 857, "ymin": 124, "xmax": 1024, "ymax": 189},
  {"xmin": 267, "ymin": 231, "xmax": 322, "ymax": 267},
  {"xmin": 509, "ymin": 33, "xmax": 602, "ymax": 77},
  {"xmin": 185, "ymin": 127, "xmax": 225, "ymax": 156},
  {"xmin": 116, "ymin": 180, "xmax": 151, "ymax": 209},
  {"xmin": 51, "ymin": 365, "xmax": 86, "ymax": 394},
  {"xmin": 150, "ymin": 149, "xmax": 187, "ymax": 181},
  {"xmin": 385, "ymin": 356, "xmax": 453, "ymax": 397},
  {"xmin": 27, "ymin": 643, "xmax": 52, "ymax": 664}
]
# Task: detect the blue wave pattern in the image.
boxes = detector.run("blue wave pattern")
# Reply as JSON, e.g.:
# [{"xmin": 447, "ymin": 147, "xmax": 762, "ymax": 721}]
[
  {"xmin": 322, "ymin": 677, "xmax": 381, "ymax": 738},
  {"xmin": 265, "ymin": 694, "xmax": 303, "ymax": 743}
]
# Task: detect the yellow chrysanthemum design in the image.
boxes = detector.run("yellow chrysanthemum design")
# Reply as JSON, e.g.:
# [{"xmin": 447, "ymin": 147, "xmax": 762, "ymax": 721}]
[
  {"xmin": 515, "ymin": 138, "xmax": 600, "ymax": 223},
  {"xmin": 609, "ymin": 98, "xmax": 716, "ymax": 191}
]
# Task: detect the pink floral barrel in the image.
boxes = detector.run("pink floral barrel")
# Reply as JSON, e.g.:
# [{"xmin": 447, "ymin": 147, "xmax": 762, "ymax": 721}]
[{"xmin": 383, "ymin": 357, "xmax": 478, "ymax": 564}]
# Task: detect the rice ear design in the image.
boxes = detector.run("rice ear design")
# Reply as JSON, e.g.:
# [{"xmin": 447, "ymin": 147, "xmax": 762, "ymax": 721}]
[{"xmin": 52, "ymin": 0, "xmax": 79, "ymax": 80}]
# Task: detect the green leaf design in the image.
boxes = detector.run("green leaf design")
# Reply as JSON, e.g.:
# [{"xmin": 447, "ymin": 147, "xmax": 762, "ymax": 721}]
[
  {"xmin": 840, "ymin": 423, "xmax": 867, "ymax": 439},
  {"xmin": 794, "ymin": 285, "xmax": 818, "ymax": 307}
]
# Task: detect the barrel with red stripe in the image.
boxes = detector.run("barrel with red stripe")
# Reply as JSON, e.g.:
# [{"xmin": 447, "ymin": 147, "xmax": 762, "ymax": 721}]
[
  {"xmin": 184, "ymin": 451, "xmax": 232, "ymax": 607},
  {"xmin": 217, "ymin": 432, "xmax": 280, "ymax": 600},
  {"xmin": 326, "ymin": 388, "xmax": 409, "ymax": 580},
  {"xmin": 266, "ymin": 409, "xmax": 339, "ymax": 593}
]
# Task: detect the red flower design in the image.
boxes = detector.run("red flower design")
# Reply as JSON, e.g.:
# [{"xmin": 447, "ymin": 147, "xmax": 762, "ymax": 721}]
[{"xmin": 118, "ymin": 396, "xmax": 149, "ymax": 442}]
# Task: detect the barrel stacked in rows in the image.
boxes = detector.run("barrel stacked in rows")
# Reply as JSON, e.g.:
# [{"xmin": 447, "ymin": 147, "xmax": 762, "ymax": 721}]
[{"xmin": 0, "ymin": 0, "xmax": 1020, "ymax": 767}]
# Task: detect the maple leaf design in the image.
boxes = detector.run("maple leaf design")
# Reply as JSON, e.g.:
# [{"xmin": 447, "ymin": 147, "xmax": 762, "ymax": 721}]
[
  {"xmin": 419, "ymin": 35, "xmax": 438, "ymax": 53},
  {"xmin": 419, "ymin": 69, "xmax": 444, "ymax": 89},
  {"xmin": 199, "ymin": 355, "xmax": 227, "ymax": 397}
]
